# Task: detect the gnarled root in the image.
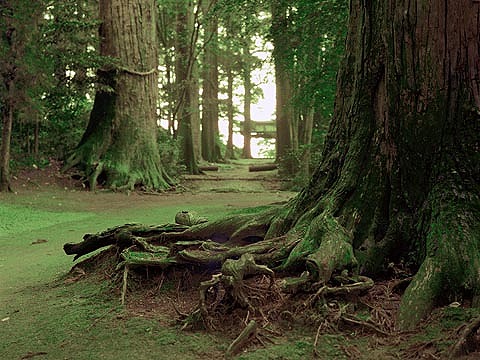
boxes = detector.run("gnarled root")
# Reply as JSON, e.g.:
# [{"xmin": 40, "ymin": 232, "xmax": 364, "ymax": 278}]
[
  {"xmin": 197, "ymin": 254, "xmax": 275, "ymax": 329},
  {"xmin": 221, "ymin": 254, "xmax": 275, "ymax": 309},
  {"xmin": 282, "ymin": 212, "xmax": 357, "ymax": 284},
  {"xmin": 449, "ymin": 315, "xmax": 480, "ymax": 358},
  {"xmin": 225, "ymin": 320, "xmax": 258, "ymax": 359}
]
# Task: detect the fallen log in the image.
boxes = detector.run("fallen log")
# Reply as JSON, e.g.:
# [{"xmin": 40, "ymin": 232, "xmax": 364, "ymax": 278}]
[
  {"xmin": 198, "ymin": 165, "xmax": 219, "ymax": 171},
  {"xmin": 248, "ymin": 164, "xmax": 278, "ymax": 172}
]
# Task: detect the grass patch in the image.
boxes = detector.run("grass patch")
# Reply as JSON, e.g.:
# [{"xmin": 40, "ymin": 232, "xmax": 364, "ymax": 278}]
[{"xmin": 0, "ymin": 203, "xmax": 91, "ymax": 236}]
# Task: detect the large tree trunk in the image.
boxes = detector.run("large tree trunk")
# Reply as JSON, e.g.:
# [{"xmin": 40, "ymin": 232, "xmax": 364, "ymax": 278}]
[
  {"xmin": 268, "ymin": 0, "xmax": 480, "ymax": 329},
  {"xmin": 63, "ymin": 0, "xmax": 173, "ymax": 190}
]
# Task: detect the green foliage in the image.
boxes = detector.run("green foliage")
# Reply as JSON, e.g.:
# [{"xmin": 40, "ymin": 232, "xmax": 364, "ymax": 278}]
[
  {"xmin": 2, "ymin": 0, "xmax": 105, "ymax": 165},
  {"xmin": 39, "ymin": 1, "xmax": 104, "ymax": 158},
  {"xmin": 289, "ymin": 0, "xmax": 348, "ymax": 120}
]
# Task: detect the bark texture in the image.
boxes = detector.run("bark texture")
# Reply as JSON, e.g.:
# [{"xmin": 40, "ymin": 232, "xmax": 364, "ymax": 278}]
[
  {"xmin": 0, "ymin": 79, "xmax": 13, "ymax": 192},
  {"xmin": 269, "ymin": 0, "xmax": 480, "ymax": 329},
  {"xmin": 271, "ymin": 0, "xmax": 294, "ymax": 175},
  {"xmin": 64, "ymin": 0, "xmax": 173, "ymax": 190},
  {"xmin": 175, "ymin": 1, "xmax": 200, "ymax": 174},
  {"xmin": 201, "ymin": 0, "xmax": 222, "ymax": 162}
]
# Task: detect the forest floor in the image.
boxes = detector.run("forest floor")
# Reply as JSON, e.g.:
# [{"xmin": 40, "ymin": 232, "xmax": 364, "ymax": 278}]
[{"xmin": 1, "ymin": 159, "xmax": 478, "ymax": 359}]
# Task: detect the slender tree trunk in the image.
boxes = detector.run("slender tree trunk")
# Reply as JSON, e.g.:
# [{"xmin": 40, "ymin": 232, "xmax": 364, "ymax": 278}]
[
  {"xmin": 64, "ymin": 0, "xmax": 173, "ymax": 190},
  {"xmin": 201, "ymin": 0, "xmax": 221, "ymax": 162},
  {"xmin": 0, "ymin": 10, "xmax": 16, "ymax": 193},
  {"xmin": 191, "ymin": 62, "xmax": 202, "ymax": 162},
  {"xmin": 33, "ymin": 118, "xmax": 39, "ymax": 157},
  {"xmin": 175, "ymin": 1, "xmax": 200, "ymax": 174},
  {"xmin": 242, "ymin": 44, "xmax": 253, "ymax": 159},
  {"xmin": 298, "ymin": 109, "xmax": 314, "ymax": 177},
  {"xmin": 0, "ymin": 80, "xmax": 14, "ymax": 192},
  {"xmin": 271, "ymin": 0, "xmax": 294, "ymax": 175},
  {"xmin": 225, "ymin": 59, "xmax": 235, "ymax": 160}
]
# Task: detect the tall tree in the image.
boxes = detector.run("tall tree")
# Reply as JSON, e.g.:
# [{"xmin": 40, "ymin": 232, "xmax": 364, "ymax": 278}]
[
  {"xmin": 272, "ymin": 0, "xmax": 480, "ymax": 329},
  {"xmin": 201, "ymin": 0, "xmax": 222, "ymax": 162},
  {"xmin": 0, "ymin": 1, "xmax": 43, "ymax": 192},
  {"xmin": 0, "ymin": 6, "xmax": 15, "ymax": 192},
  {"xmin": 241, "ymin": 41, "xmax": 253, "ymax": 159},
  {"xmin": 63, "ymin": 0, "xmax": 173, "ymax": 190},
  {"xmin": 271, "ymin": 0, "xmax": 294, "ymax": 174},
  {"xmin": 174, "ymin": 0, "xmax": 200, "ymax": 174}
]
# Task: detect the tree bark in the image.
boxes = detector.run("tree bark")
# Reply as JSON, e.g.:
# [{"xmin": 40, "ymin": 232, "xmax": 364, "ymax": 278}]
[
  {"xmin": 201, "ymin": 0, "xmax": 221, "ymax": 163},
  {"xmin": 175, "ymin": 1, "xmax": 200, "ymax": 174},
  {"xmin": 224, "ymin": 52, "xmax": 235, "ymax": 160},
  {"xmin": 242, "ymin": 43, "xmax": 253, "ymax": 159},
  {"xmin": 271, "ymin": 0, "xmax": 294, "ymax": 175},
  {"xmin": 63, "ymin": 0, "xmax": 173, "ymax": 190},
  {"xmin": 268, "ymin": 0, "xmax": 480, "ymax": 329},
  {"xmin": 0, "ymin": 81, "xmax": 13, "ymax": 192}
]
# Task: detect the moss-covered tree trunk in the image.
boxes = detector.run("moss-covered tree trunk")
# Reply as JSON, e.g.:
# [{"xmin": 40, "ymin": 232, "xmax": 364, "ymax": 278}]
[
  {"xmin": 269, "ymin": 0, "xmax": 480, "ymax": 329},
  {"xmin": 63, "ymin": 0, "xmax": 173, "ymax": 190}
]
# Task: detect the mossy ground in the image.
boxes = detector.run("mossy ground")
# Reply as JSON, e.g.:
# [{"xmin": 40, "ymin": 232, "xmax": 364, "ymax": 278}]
[{"xmin": 0, "ymin": 162, "xmax": 478, "ymax": 359}]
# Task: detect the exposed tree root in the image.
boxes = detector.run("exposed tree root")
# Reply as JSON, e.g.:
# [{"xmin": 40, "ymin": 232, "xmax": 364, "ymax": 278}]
[
  {"xmin": 62, "ymin": 196, "xmax": 480, "ymax": 359},
  {"xmin": 64, "ymin": 209, "xmax": 377, "ymax": 336},
  {"xmin": 449, "ymin": 315, "xmax": 480, "ymax": 358},
  {"xmin": 225, "ymin": 320, "xmax": 258, "ymax": 359},
  {"xmin": 304, "ymin": 275, "xmax": 374, "ymax": 308},
  {"xmin": 398, "ymin": 186, "xmax": 480, "ymax": 330}
]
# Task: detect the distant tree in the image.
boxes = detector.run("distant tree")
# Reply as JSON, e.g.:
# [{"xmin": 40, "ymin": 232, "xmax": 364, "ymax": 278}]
[
  {"xmin": 270, "ymin": 0, "xmax": 294, "ymax": 174},
  {"xmin": 63, "ymin": 0, "xmax": 173, "ymax": 190},
  {"xmin": 241, "ymin": 41, "xmax": 253, "ymax": 159},
  {"xmin": 201, "ymin": 0, "xmax": 222, "ymax": 162},
  {"xmin": 174, "ymin": 0, "xmax": 200, "ymax": 174},
  {"xmin": 0, "ymin": 1, "xmax": 44, "ymax": 191},
  {"xmin": 270, "ymin": 0, "xmax": 347, "ymax": 177}
]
